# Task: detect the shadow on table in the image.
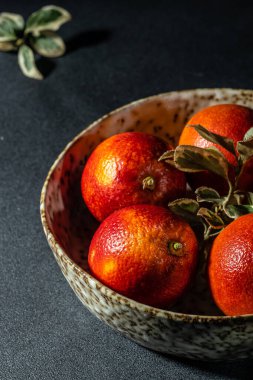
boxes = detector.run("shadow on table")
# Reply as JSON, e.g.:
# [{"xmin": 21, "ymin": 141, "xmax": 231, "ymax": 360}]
[
  {"xmin": 37, "ymin": 57, "xmax": 56, "ymax": 78},
  {"xmin": 66, "ymin": 29, "xmax": 112, "ymax": 54},
  {"xmin": 35, "ymin": 29, "xmax": 112, "ymax": 78},
  {"xmin": 163, "ymin": 353, "xmax": 253, "ymax": 380}
]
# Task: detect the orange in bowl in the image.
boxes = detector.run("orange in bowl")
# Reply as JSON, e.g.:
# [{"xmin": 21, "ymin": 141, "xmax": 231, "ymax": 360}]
[
  {"xmin": 178, "ymin": 103, "xmax": 253, "ymax": 193},
  {"xmin": 81, "ymin": 131, "xmax": 186, "ymax": 221},
  {"xmin": 88, "ymin": 204, "xmax": 198, "ymax": 308},
  {"xmin": 209, "ymin": 214, "xmax": 253, "ymax": 316}
]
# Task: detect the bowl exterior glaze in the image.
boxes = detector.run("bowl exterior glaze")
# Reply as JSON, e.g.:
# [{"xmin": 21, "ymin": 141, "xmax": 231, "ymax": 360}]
[{"xmin": 41, "ymin": 89, "xmax": 253, "ymax": 360}]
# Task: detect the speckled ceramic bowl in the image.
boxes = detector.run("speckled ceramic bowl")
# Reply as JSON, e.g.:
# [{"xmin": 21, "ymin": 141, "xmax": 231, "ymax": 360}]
[{"xmin": 40, "ymin": 89, "xmax": 253, "ymax": 361}]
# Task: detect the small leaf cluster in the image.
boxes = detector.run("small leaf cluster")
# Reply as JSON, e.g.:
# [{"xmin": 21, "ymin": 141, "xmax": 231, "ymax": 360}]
[
  {"xmin": 160, "ymin": 125, "xmax": 253, "ymax": 240},
  {"xmin": 0, "ymin": 5, "xmax": 71, "ymax": 79}
]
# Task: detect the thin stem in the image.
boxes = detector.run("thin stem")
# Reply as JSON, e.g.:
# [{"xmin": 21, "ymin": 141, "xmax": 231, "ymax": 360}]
[
  {"xmin": 204, "ymin": 225, "xmax": 212, "ymax": 241},
  {"xmin": 223, "ymin": 179, "xmax": 234, "ymax": 209},
  {"xmin": 16, "ymin": 38, "xmax": 24, "ymax": 47},
  {"xmin": 208, "ymin": 229, "xmax": 224, "ymax": 238}
]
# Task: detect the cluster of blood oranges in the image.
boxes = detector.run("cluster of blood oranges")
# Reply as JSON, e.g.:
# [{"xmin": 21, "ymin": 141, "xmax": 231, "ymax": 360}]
[{"xmin": 81, "ymin": 103, "xmax": 253, "ymax": 316}]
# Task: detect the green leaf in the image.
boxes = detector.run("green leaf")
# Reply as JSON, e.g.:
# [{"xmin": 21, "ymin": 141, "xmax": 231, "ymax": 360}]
[
  {"xmin": 225, "ymin": 204, "xmax": 253, "ymax": 219},
  {"xmin": 30, "ymin": 31, "xmax": 65, "ymax": 57},
  {"xmin": 0, "ymin": 14, "xmax": 18, "ymax": 41},
  {"xmin": 25, "ymin": 6, "xmax": 71, "ymax": 35},
  {"xmin": 195, "ymin": 186, "xmax": 223, "ymax": 204},
  {"xmin": 229, "ymin": 190, "xmax": 253, "ymax": 206},
  {"xmin": 174, "ymin": 145, "xmax": 230, "ymax": 180},
  {"xmin": 189, "ymin": 124, "xmax": 236, "ymax": 156},
  {"xmin": 0, "ymin": 41, "xmax": 17, "ymax": 51},
  {"xmin": 197, "ymin": 208, "xmax": 224, "ymax": 229},
  {"xmin": 236, "ymin": 138, "xmax": 253, "ymax": 163},
  {"xmin": 168, "ymin": 198, "xmax": 200, "ymax": 223},
  {"xmin": 229, "ymin": 190, "xmax": 248, "ymax": 205},
  {"xmin": 18, "ymin": 44, "xmax": 43, "ymax": 80},
  {"xmin": 243, "ymin": 127, "xmax": 253, "ymax": 141},
  {"xmin": 0, "ymin": 12, "xmax": 24, "ymax": 31}
]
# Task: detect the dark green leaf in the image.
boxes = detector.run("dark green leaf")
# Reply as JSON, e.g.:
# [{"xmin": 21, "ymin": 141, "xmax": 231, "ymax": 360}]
[
  {"xmin": 174, "ymin": 145, "xmax": 229, "ymax": 179},
  {"xmin": 25, "ymin": 5, "xmax": 71, "ymax": 35},
  {"xmin": 30, "ymin": 31, "xmax": 65, "ymax": 57},
  {"xmin": 189, "ymin": 124, "xmax": 236, "ymax": 156},
  {"xmin": 225, "ymin": 204, "xmax": 253, "ymax": 218},
  {"xmin": 236, "ymin": 138, "xmax": 253, "ymax": 163},
  {"xmin": 18, "ymin": 44, "xmax": 43, "ymax": 80},
  {"xmin": 243, "ymin": 127, "xmax": 253, "ymax": 141},
  {"xmin": 195, "ymin": 186, "xmax": 222, "ymax": 204},
  {"xmin": 168, "ymin": 198, "xmax": 200, "ymax": 223},
  {"xmin": 197, "ymin": 208, "xmax": 224, "ymax": 229}
]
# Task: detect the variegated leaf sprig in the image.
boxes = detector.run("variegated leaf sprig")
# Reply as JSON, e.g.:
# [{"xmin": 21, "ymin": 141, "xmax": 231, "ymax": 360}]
[
  {"xmin": 159, "ymin": 125, "xmax": 253, "ymax": 240},
  {"xmin": 0, "ymin": 5, "xmax": 71, "ymax": 79}
]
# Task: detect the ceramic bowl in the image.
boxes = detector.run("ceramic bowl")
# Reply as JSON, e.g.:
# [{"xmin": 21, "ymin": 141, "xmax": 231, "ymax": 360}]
[{"xmin": 40, "ymin": 88, "xmax": 253, "ymax": 361}]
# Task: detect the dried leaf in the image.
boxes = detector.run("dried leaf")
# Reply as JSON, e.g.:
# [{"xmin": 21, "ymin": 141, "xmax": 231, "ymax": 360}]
[
  {"xmin": 243, "ymin": 127, "xmax": 253, "ymax": 141},
  {"xmin": 225, "ymin": 204, "xmax": 253, "ymax": 219},
  {"xmin": 159, "ymin": 150, "xmax": 174, "ymax": 161},
  {"xmin": 189, "ymin": 124, "xmax": 236, "ymax": 156},
  {"xmin": 25, "ymin": 5, "xmax": 71, "ymax": 35},
  {"xmin": 30, "ymin": 31, "xmax": 65, "ymax": 57},
  {"xmin": 158, "ymin": 150, "xmax": 177, "ymax": 167},
  {"xmin": 174, "ymin": 145, "xmax": 229, "ymax": 179},
  {"xmin": 195, "ymin": 186, "xmax": 223, "ymax": 204},
  {"xmin": 236, "ymin": 138, "xmax": 253, "ymax": 163},
  {"xmin": 18, "ymin": 44, "xmax": 43, "ymax": 80},
  {"xmin": 168, "ymin": 198, "xmax": 200, "ymax": 223},
  {"xmin": 197, "ymin": 208, "xmax": 224, "ymax": 229},
  {"xmin": 0, "ymin": 41, "xmax": 17, "ymax": 51}
]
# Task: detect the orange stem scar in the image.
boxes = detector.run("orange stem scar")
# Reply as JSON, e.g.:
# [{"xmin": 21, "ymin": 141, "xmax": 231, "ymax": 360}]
[{"xmin": 142, "ymin": 176, "xmax": 155, "ymax": 191}]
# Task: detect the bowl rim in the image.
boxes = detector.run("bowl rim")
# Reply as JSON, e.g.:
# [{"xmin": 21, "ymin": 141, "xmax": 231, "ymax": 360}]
[{"xmin": 40, "ymin": 87, "xmax": 253, "ymax": 324}]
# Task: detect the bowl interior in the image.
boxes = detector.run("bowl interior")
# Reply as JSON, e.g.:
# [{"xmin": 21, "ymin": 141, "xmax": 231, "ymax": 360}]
[{"xmin": 43, "ymin": 88, "xmax": 253, "ymax": 317}]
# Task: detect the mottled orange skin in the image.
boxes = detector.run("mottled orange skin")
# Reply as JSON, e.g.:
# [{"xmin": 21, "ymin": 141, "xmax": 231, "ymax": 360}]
[
  {"xmin": 179, "ymin": 104, "xmax": 253, "ymax": 193},
  {"xmin": 81, "ymin": 132, "xmax": 186, "ymax": 221},
  {"xmin": 209, "ymin": 214, "xmax": 253, "ymax": 316},
  {"xmin": 88, "ymin": 204, "xmax": 198, "ymax": 309}
]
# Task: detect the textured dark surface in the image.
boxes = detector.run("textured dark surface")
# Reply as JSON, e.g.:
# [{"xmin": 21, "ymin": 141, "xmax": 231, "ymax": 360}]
[{"xmin": 1, "ymin": 1, "xmax": 253, "ymax": 379}]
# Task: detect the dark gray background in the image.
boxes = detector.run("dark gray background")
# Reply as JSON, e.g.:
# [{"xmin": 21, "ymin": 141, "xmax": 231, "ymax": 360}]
[{"xmin": 1, "ymin": 1, "xmax": 253, "ymax": 379}]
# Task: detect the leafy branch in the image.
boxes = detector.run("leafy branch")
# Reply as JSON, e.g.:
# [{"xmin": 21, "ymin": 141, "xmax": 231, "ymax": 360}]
[
  {"xmin": 0, "ymin": 5, "xmax": 71, "ymax": 79},
  {"xmin": 159, "ymin": 125, "xmax": 253, "ymax": 240}
]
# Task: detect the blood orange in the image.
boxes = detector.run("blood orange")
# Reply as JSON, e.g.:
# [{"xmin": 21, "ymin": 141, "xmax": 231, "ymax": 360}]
[
  {"xmin": 88, "ymin": 204, "xmax": 198, "ymax": 308},
  {"xmin": 179, "ymin": 104, "xmax": 253, "ymax": 193},
  {"xmin": 208, "ymin": 214, "xmax": 253, "ymax": 316},
  {"xmin": 81, "ymin": 132, "xmax": 186, "ymax": 221}
]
